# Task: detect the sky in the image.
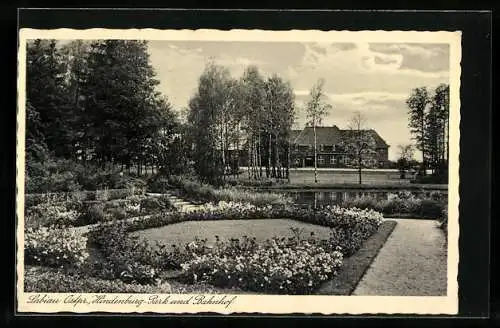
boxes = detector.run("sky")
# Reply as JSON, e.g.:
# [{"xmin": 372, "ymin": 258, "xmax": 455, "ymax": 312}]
[{"xmin": 147, "ymin": 41, "xmax": 450, "ymax": 161}]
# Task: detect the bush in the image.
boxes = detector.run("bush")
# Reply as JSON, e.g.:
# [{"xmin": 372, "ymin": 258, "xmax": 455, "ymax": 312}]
[
  {"xmin": 140, "ymin": 196, "xmax": 175, "ymax": 213},
  {"xmin": 24, "ymin": 227, "xmax": 89, "ymax": 269},
  {"xmin": 341, "ymin": 193, "xmax": 446, "ymax": 218},
  {"xmin": 77, "ymin": 204, "xmax": 106, "ymax": 225},
  {"xmin": 439, "ymin": 208, "xmax": 448, "ymax": 232},
  {"xmin": 146, "ymin": 175, "xmax": 170, "ymax": 193},
  {"xmin": 88, "ymin": 224, "xmax": 167, "ymax": 284},
  {"xmin": 24, "ymin": 266, "xmax": 171, "ymax": 293},
  {"xmin": 180, "ymin": 234, "xmax": 343, "ymax": 294},
  {"xmin": 166, "ymin": 175, "xmax": 291, "ymax": 206},
  {"xmin": 25, "ymin": 203, "xmax": 80, "ymax": 228}
]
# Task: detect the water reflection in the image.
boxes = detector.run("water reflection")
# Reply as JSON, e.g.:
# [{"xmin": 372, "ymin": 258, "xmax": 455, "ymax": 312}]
[{"xmin": 284, "ymin": 190, "xmax": 447, "ymax": 209}]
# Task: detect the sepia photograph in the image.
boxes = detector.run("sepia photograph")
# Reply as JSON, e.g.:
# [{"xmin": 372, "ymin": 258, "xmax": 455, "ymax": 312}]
[{"xmin": 16, "ymin": 28, "xmax": 461, "ymax": 314}]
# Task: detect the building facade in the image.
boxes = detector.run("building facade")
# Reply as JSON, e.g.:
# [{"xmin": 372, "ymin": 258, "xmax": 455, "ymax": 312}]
[{"xmin": 290, "ymin": 125, "xmax": 390, "ymax": 169}]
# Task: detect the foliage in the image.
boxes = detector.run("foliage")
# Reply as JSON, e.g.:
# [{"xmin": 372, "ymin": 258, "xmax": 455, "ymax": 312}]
[
  {"xmin": 341, "ymin": 112, "xmax": 378, "ymax": 184},
  {"xmin": 25, "ymin": 202, "xmax": 80, "ymax": 229},
  {"xmin": 77, "ymin": 203, "xmax": 106, "ymax": 225},
  {"xmin": 88, "ymin": 223, "xmax": 166, "ymax": 284},
  {"xmin": 341, "ymin": 192, "xmax": 446, "ymax": 218},
  {"xmin": 406, "ymin": 84, "xmax": 450, "ymax": 177},
  {"xmin": 166, "ymin": 175, "xmax": 291, "ymax": 206},
  {"xmin": 439, "ymin": 208, "xmax": 448, "ymax": 232},
  {"xmin": 180, "ymin": 234, "xmax": 343, "ymax": 294},
  {"xmin": 140, "ymin": 196, "xmax": 176, "ymax": 213},
  {"xmin": 24, "ymin": 227, "xmax": 89, "ymax": 269},
  {"xmin": 26, "ymin": 39, "xmax": 180, "ymax": 177},
  {"xmin": 396, "ymin": 144, "xmax": 416, "ymax": 178},
  {"xmin": 25, "ymin": 157, "xmax": 147, "ymax": 193},
  {"xmin": 24, "ymin": 266, "xmax": 172, "ymax": 293}
]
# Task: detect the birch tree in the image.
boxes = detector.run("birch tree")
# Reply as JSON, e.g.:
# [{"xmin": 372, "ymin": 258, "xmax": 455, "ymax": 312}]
[{"xmin": 305, "ymin": 78, "xmax": 331, "ymax": 183}]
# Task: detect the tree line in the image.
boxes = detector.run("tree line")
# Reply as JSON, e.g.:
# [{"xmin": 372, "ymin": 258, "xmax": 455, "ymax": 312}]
[
  {"xmin": 186, "ymin": 62, "xmax": 296, "ymax": 185},
  {"xmin": 406, "ymin": 83, "xmax": 450, "ymax": 180},
  {"xmin": 26, "ymin": 39, "xmax": 183, "ymax": 176}
]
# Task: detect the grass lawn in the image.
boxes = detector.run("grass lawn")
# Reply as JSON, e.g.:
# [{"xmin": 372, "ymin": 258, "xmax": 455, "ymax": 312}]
[
  {"xmin": 133, "ymin": 219, "xmax": 334, "ymax": 249},
  {"xmin": 234, "ymin": 170, "xmax": 447, "ymax": 190}
]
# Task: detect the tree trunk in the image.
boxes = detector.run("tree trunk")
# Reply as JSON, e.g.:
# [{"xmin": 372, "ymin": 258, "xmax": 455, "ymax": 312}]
[
  {"xmin": 221, "ymin": 129, "xmax": 225, "ymax": 180},
  {"xmin": 247, "ymin": 136, "xmax": 252, "ymax": 180},
  {"xmin": 287, "ymin": 137, "xmax": 291, "ymax": 183},
  {"xmin": 258, "ymin": 132, "xmax": 262, "ymax": 178},
  {"xmin": 274, "ymin": 133, "xmax": 280, "ymax": 179},
  {"xmin": 313, "ymin": 122, "xmax": 318, "ymax": 183},
  {"xmin": 267, "ymin": 133, "xmax": 272, "ymax": 178}
]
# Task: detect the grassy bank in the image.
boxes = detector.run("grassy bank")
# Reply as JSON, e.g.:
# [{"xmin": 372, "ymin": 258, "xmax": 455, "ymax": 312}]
[{"xmin": 253, "ymin": 183, "xmax": 448, "ymax": 191}]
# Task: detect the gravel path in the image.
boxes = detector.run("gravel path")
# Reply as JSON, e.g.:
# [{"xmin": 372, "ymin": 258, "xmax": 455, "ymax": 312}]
[{"xmin": 353, "ymin": 219, "xmax": 447, "ymax": 296}]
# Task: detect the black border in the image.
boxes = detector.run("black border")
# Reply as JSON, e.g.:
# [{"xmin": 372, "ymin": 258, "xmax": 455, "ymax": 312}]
[{"xmin": 4, "ymin": 7, "xmax": 492, "ymax": 325}]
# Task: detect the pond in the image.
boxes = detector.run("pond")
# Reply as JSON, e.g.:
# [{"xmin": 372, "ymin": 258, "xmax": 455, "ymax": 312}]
[{"xmin": 280, "ymin": 190, "xmax": 448, "ymax": 209}]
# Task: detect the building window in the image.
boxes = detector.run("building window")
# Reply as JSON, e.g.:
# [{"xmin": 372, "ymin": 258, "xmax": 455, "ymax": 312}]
[
  {"xmin": 329, "ymin": 156, "xmax": 335, "ymax": 164},
  {"xmin": 319, "ymin": 144, "xmax": 324, "ymax": 152},
  {"xmin": 294, "ymin": 144, "xmax": 298, "ymax": 151},
  {"xmin": 317, "ymin": 156, "xmax": 325, "ymax": 165}
]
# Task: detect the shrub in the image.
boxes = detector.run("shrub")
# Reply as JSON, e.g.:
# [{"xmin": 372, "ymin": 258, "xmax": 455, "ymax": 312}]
[
  {"xmin": 24, "ymin": 266, "xmax": 171, "ymax": 293},
  {"xmin": 108, "ymin": 208, "xmax": 128, "ymax": 220},
  {"xmin": 180, "ymin": 235, "xmax": 343, "ymax": 294},
  {"xmin": 419, "ymin": 199, "xmax": 445, "ymax": 218},
  {"xmin": 140, "ymin": 196, "xmax": 175, "ymax": 213},
  {"xmin": 25, "ymin": 158, "xmax": 84, "ymax": 193},
  {"xmin": 24, "ymin": 203, "xmax": 80, "ymax": 228},
  {"xmin": 439, "ymin": 208, "xmax": 448, "ymax": 232},
  {"xmin": 146, "ymin": 175, "xmax": 170, "ymax": 193},
  {"xmin": 24, "ymin": 227, "xmax": 89, "ymax": 269},
  {"xmin": 77, "ymin": 204, "xmax": 106, "ymax": 225},
  {"xmin": 166, "ymin": 175, "xmax": 291, "ymax": 206},
  {"xmin": 341, "ymin": 193, "xmax": 446, "ymax": 218},
  {"xmin": 88, "ymin": 224, "xmax": 167, "ymax": 284}
]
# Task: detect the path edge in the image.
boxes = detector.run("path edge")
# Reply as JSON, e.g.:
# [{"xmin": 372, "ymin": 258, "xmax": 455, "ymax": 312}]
[{"xmin": 316, "ymin": 220, "xmax": 398, "ymax": 295}]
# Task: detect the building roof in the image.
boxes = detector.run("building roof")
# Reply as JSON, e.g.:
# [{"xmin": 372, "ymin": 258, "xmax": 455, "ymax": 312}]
[
  {"xmin": 291, "ymin": 126, "xmax": 342, "ymax": 145},
  {"xmin": 291, "ymin": 126, "xmax": 389, "ymax": 148}
]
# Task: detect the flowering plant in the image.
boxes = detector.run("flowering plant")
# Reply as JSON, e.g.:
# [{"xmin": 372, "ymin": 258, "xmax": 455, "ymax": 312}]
[
  {"xmin": 25, "ymin": 203, "xmax": 80, "ymax": 228},
  {"xmin": 180, "ymin": 235, "xmax": 343, "ymax": 294},
  {"xmin": 24, "ymin": 227, "xmax": 89, "ymax": 268}
]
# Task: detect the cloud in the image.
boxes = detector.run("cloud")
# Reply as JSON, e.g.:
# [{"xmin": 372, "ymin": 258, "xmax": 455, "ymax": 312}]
[
  {"xmin": 147, "ymin": 40, "xmax": 449, "ymax": 161},
  {"xmin": 369, "ymin": 43, "xmax": 450, "ymax": 73}
]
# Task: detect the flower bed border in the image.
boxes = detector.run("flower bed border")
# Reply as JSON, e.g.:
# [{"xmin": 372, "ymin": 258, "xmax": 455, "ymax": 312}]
[{"xmin": 315, "ymin": 220, "xmax": 397, "ymax": 295}]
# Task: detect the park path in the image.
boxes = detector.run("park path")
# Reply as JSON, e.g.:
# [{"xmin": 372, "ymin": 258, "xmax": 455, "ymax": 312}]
[{"xmin": 353, "ymin": 218, "xmax": 448, "ymax": 296}]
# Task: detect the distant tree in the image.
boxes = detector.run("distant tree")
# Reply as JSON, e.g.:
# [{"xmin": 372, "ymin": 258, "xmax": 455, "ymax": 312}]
[
  {"xmin": 406, "ymin": 87, "xmax": 430, "ymax": 175},
  {"xmin": 429, "ymin": 84, "xmax": 450, "ymax": 177},
  {"xmin": 305, "ymin": 78, "xmax": 332, "ymax": 183},
  {"xmin": 342, "ymin": 112, "xmax": 377, "ymax": 184},
  {"xmin": 263, "ymin": 74, "xmax": 295, "ymax": 180},
  {"xmin": 187, "ymin": 61, "xmax": 233, "ymax": 184},
  {"xmin": 396, "ymin": 144, "xmax": 415, "ymax": 179},
  {"xmin": 240, "ymin": 66, "xmax": 267, "ymax": 180}
]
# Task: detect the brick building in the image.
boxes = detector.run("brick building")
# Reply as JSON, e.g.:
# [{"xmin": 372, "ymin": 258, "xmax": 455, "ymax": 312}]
[{"xmin": 290, "ymin": 125, "xmax": 390, "ymax": 169}]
